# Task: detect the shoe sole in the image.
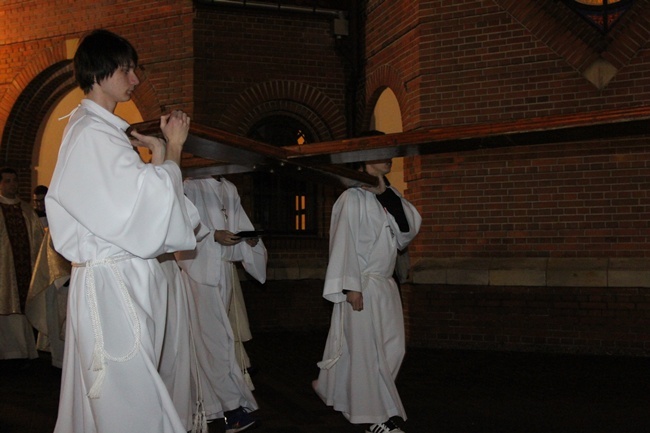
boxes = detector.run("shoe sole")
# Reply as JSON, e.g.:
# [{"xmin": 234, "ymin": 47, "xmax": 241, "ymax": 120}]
[
  {"xmin": 365, "ymin": 426, "xmax": 405, "ymax": 433},
  {"xmin": 225, "ymin": 420, "xmax": 256, "ymax": 433},
  {"xmin": 365, "ymin": 430, "xmax": 405, "ymax": 433}
]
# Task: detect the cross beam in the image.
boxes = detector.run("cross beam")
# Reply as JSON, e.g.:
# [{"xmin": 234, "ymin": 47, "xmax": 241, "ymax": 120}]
[
  {"xmin": 127, "ymin": 120, "xmax": 379, "ymax": 187},
  {"xmin": 129, "ymin": 105, "xmax": 650, "ymax": 187},
  {"xmin": 284, "ymin": 105, "xmax": 650, "ymax": 164}
]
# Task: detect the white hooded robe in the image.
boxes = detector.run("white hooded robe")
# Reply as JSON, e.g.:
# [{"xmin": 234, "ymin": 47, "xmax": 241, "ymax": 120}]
[
  {"xmin": 176, "ymin": 177, "xmax": 267, "ymax": 420},
  {"xmin": 314, "ymin": 186, "xmax": 421, "ymax": 425}
]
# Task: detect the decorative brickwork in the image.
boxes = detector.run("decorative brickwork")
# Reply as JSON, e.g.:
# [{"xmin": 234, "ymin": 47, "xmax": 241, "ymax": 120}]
[
  {"xmin": 193, "ymin": 4, "xmax": 349, "ymax": 139},
  {"xmin": 365, "ymin": 0, "xmax": 650, "ymax": 353},
  {"xmin": 364, "ymin": 64, "xmax": 410, "ymax": 131},
  {"xmin": 219, "ymin": 80, "xmax": 346, "ymax": 141}
]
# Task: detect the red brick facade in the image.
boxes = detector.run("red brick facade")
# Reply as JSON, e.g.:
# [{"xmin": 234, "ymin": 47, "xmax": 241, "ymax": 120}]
[
  {"xmin": 3, "ymin": 0, "xmax": 650, "ymax": 354},
  {"xmin": 365, "ymin": 0, "xmax": 650, "ymax": 354}
]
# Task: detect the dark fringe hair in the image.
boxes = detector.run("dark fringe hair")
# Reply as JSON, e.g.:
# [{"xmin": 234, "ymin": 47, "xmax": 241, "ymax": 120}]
[{"xmin": 74, "ymin": 29, "xmax": 138, "ymax": 94}]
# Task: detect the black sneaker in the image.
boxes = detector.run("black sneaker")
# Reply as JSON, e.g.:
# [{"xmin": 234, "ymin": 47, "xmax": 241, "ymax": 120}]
[
  {"xmin": 224, "ymin": 407, "xmax": 256, "ymax": 433},
  {"xmin": 366, "ymin": 419, "xmax": 405, "ymax": 433}
]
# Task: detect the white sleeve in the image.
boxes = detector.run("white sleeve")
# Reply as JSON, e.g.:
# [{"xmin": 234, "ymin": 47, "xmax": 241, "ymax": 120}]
[
  {"xmin": 175, "ymin": 231, "xmax": 221, "ymax": 286},
  {"xmin": 47, "ymin": 122, "xmax": 196, "ymax": 259},
  {"xmin": 322, "ymin": 189, "xmax": 363, "ymax": 303}
]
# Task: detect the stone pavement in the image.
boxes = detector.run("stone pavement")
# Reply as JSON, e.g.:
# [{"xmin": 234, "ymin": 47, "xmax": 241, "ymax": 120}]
[{"xmin": 3, "ymin": 330, "xmax": 650, "ymax": 433}]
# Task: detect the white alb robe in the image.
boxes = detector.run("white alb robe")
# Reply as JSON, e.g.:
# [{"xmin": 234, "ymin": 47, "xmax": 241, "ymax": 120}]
[
  {"xmin": 314, "ymin": 186, "xmax": 421, "ymax": 425},
  {"xmin": 159, "ymin": 202, "xmax": 208, "ymax": 432},
  {"xmin": 176, "ymin": 177, "xmax": 267, "ymax": 420},
  {"xmin": 158, "ymin": 254, "xmax": 194, "ymax": 431},
  {"xmin": 46, "ymin": 99, "xmax": 199, "ymax": 433}
]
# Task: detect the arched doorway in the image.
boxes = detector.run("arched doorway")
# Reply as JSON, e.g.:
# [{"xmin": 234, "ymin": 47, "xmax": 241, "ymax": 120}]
[
  {"xmin": 1, "ymin": 60, "xmax": 76, "ymax": 197},
  {"xmin": 247, "ymin": 114, "xmax": 321, "ymax": 235},
  {"xmin": 369, "ymin": 88, "xmax": 405, "ymax": 194}
]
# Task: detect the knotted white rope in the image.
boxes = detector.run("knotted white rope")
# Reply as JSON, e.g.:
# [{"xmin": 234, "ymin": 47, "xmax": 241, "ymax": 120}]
[
  {"xmin": 189, "ymin": 308, "xmax": 208, "ymax": 433},
  {"xmin": 229, "ymin": 263, "xmax": 255, "ymax": 391},
  {"xmin": 58, "ymin": 104, "xmax": 80, "ymax": 121},
  {"xmin": 72, "ymin": 253, "xmax": 141, "ymax": 399}
]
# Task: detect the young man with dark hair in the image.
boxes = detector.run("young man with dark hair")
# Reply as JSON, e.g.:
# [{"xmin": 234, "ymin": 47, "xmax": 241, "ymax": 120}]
[{"xmin": 46, "ymin": 29, "xmax": 200, "ymax": 433}]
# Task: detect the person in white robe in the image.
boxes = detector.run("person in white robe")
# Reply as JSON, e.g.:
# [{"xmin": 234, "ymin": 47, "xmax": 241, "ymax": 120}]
[
  {"xmin": 176, "ymin": 176, "xmax": 267, "ymax": 432},
  {"xmin": 158, "ymin": 253, "xmax": 198, "ymax": 432},
  {"xmin": 45, "ymin": 29, "xmax": 197, "ymax": 433},
  {"xmin": 313, "ymin": 156, "xmax": 422, "ymax": 433},
  {"xmin": 157, "ymin": 214, "xmax": 209, "ymax": 433}
]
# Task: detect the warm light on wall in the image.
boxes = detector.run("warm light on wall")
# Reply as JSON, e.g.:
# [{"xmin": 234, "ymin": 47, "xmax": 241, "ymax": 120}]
[
  {"xmin": 65, "ymin": 38, "xmax": 79, "ymax": 60},
  {"xmin": 371, "ymin": 88, "xmax": 406, "ymax": 195}
]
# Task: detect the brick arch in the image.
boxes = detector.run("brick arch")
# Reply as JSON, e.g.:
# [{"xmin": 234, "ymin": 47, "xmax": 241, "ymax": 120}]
[
  {"xmin": 0, "ymin": 64, "xmax": 76, "ymax": 195},
  {"xmin": 219, "ymin": 80, "xmax": 347, "ymax": 141},
  {"xmin": 0, "ymin": 41, "xmax": 68, "ymax": 157},
  {"xmin": 364, "ymin": 63, "xmax": 409, "ymax": 131},
  {"xmin": 0, "ymin": 41, "xmax": 161, "ymax": 195},
  {"xmin": 239, "ymin": 100, "xmax": 333, "ymax": 142}
]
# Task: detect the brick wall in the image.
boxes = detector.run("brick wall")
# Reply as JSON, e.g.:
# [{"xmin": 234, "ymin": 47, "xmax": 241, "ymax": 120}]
[
  {"xmin": 403, "ymin": 283, "xmax": 650, "ymax": 356},
  {"xmin": 409, "ymin": 138, "xmax": 650, "ymax": 259},
  {"xmin": 193, "ymin": 4, "xmax": 348, "ymax": 139},
  {"xmin": 193, "ymin": 5, "xmax": 349, "ymax": 257},
  {"xmin": 364, "ymin": 0, "xmax": 650, "ymax": 353},
  {"xmin": 0, "ymin": 0, "xmax": 194, "ymax": 194}
]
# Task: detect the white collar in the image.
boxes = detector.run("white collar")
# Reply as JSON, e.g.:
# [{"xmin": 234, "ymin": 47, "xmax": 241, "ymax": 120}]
[{"xmin": 79, "ymin": 99, "xmax": 131, "ymax": 132}]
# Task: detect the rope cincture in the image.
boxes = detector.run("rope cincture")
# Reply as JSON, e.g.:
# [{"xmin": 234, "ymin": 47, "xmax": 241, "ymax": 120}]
[
  {"xmin": 72, "ymin": 253, "xmax": 141, "ymax": 399},
  {"xmin": 229, "ymin": 263, "xmax": 255, "ymax": 391},
  {"xmin": 189, "ymin": 311, "xmax": 208, "ymax": 433}
]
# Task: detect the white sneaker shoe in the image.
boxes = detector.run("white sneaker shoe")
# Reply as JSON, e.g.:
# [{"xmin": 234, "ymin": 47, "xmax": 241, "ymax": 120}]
[{"xmin": 366, "ymin": 419, "xmax": 405, "ymax": 433}]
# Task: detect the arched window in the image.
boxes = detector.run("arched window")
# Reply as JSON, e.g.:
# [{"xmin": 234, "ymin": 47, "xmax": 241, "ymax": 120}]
[
  {"xmin": 561, "ymin": 0, "xmax": 633, "ymax": 33},
  {"xmin": 248, "ymin": 115, "xmax": 319, "ymax": 235}
]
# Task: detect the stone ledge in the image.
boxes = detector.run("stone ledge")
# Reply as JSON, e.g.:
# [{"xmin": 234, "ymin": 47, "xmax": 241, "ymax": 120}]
[
  {"xmin": 411, "ymin": 258, "xmax": 650, "ymax": 287},
  {"xmin": 244, "ymin": 257, "xmax": 650, "ymax": 288},
  {"xmin": 239, "ymin": 258, "xmax": 328, "ymax": 281}
]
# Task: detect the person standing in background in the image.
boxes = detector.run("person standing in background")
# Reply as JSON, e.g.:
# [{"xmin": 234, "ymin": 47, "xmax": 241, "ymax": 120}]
[
  {"xmin": 32, "ymin": 185, "xmax": 48, "ymax": 228},
  {"xmin": 0, "ymin": 167, "xmax": 44, "ymax": 366}
]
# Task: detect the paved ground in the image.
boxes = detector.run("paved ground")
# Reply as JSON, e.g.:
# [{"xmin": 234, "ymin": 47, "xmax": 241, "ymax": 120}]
[{"xmin": 3, "ymin": 330, "xmax": 650, "ymax": 433}]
